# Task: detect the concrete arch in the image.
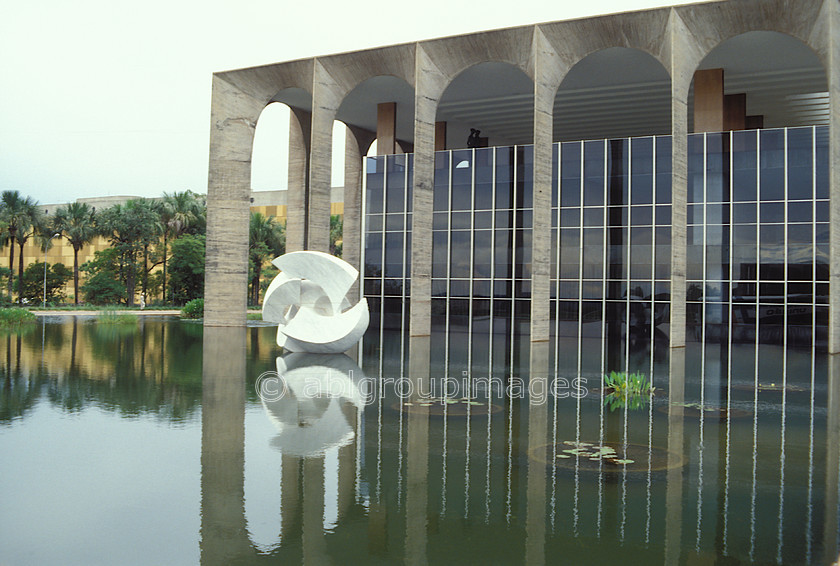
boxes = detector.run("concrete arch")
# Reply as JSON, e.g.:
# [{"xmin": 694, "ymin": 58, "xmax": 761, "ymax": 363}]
[
  {"xmin": 419, "ymin": 26, "xmax": 536, "ymax": 105},
  {"xmin": 673, "ymin": 0, "xmax": 829, "ymax": 83},
  {"xmin": 553, "ymin": 47, "xmax": 672, "ymax": 141},
  {"xmin": 336, "ymin": 74, "xmax": 415, "ymax": 153},
  {"xmin": 254, "ymin": 88, "xmax": 314, "ymax": 253},
  {"xmin": 690, "ymin": 30, "xmax": 828, "ymax": 130},
  {"xmin": 538, "ymin": 9, "xmax": 671, "ymax": 97},
  {"xmin": 437, "ymin": 61, "xmax": 535, "ymax": 148}
]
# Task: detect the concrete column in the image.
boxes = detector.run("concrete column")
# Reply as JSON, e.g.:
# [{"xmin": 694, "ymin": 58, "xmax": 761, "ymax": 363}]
[
  {"xmin": 530, "ymin": 28, "xmax": 562, "ymax": 343},
  {"xmin": 204, "ymin": 75, "xmax": 263, "ymax": 327},
  {"xmin": 693, "ymin": 68, "xmax": 724, "ymax": 133},
  {"xmin": 434, "ymin": 121, "xmax": 447, "ymax": 151},
  {"xmin": 286, "ymin": 108, "xmax": 311, "ymax": 253},
  {"xmin": 308, "ymin": 60, "xmax": 341, "ymax": 254},
  {"xmin": 668, "ymin": 10, "xmax": 698, "ymax": 379},
  {"xmin": 829, "ymin": 0, "xmax": 840, "ymax": 354},
  {"xmin": 377, "ymin": 102, "xmax": 397, "ymax": 155},
  {"xmin": 344, "ymin": 127, "xmax": 376, "ymax": 302},
  {"xmin": 723, "ymin": 93, "xmax": 746, "ymax": 131},
  {"xmin": 410, "ymin": 46, "xmax": 446, "ymax": 337}
]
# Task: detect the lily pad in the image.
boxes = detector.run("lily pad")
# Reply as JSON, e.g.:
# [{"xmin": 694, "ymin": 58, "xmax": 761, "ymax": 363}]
[
  {"xmin": 556, "ymin": 454, "xmax": 571, "ymax": 459},
  {"xmin": 614, "ymin": 459, "xmax": 635, "ymax": 465}
]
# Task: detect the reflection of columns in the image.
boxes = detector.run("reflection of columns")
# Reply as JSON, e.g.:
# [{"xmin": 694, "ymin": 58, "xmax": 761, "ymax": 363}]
[
  {"xmin": 664, "ymin": 346, "xmax": 685, "ymax": 565},
  {"xmin": 405, "ymin": 336, "xmax": 430, "ymax": 565},
  {"xmin": 204, "ymin": 77, "xmax": 263, "ymax": 326},
  {"xmin": 308, "ymin": 61, "xmax": 340, "ymax": 254},
  {"xmin": 302, "ymin": 457, "xmax": 328, "ymax": 566},
  {"xmin": 824, "ymin": 355, "xmax": 840, "ymax": 564},
  {"xmin": 287, "ymin": 108, "xmax": 311, "ymax": 253},
  {"xmin": 200, "ymin": 327, "xmax": 251, "ymax": 564},
  {"xmin": 410, "ymin": 46, "xmax": 446, "ymax": 337},
  {"xmin": 530, "ymin": 29, "xmax": 561, "ymax": 343},
  {"xmin": 281, "ymin": 455, "xmax": 302, "ymax": 540},
  {"xmin": 525, "ymin": 342, "xmax": 549, "ymax": 566}
]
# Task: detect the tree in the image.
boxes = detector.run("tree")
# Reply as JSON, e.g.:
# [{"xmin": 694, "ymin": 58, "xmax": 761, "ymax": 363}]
[
  {"xmin": 53, "ymin": 202, "xmax": 97, "ymax": 304},
  {"xmin": 167, "ymin": 234, "xmax": 205, "ymax": 305},
  {"xmin": 96, "ymin": 200, "xmax": 161, "ymax": 307},
  {"xmin": 160, "ymin": 191, "xmax": 205, "ymax": 302},
  {"xmin": 248, "ymin": 212, "xmax": 285, "ymax": 306},
  {"xmin": 0, "ymin": 191, "xmax": 39, "ymax": 300},
  {"xmin": 20, "ymin": 262, "xmax": 72, "ymax": 304},
  {"xmin": 330, "ymin": 214, "xmax": 343, "ymax": 258},
  {"xmin": 13, "ymin": 202, "xmax": 43, "ymax": 305},
  {"xmin": 80, "ymin": 248, "xmax": 125, "ymax": 305}
]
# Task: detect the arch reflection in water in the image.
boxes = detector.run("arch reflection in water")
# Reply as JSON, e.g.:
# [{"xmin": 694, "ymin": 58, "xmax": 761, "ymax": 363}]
[{"xmin": 263, "ymin": 353, "xmax": 366, "ymax": 458}]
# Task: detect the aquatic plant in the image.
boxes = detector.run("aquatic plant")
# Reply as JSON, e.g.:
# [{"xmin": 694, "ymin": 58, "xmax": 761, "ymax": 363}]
[
  {"xmin": 98, "ymin": 307, "xmax": 138, "ymax": 325},
  {"xmin": 0, "ymin": 307, "xmax": 35, "ymax": 327},
  {"xmin": 603, "ymin": 370, "xmax": 654, "ymax": 412}
]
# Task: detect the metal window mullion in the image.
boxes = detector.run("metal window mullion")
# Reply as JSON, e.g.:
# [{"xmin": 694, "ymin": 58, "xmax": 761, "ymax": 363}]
[
  {"xmin": 700, "ymin": 132, "xmax": 707, "ymax": 406},
  {"xmin": 601, "ymin": 138, "xmax": 608, "ymax": 378},
  {"xmin": 445, "ymin": 152, "xmax": 454, "ymax": 378},
  {"xmin": 511, "ymin": 147, "xmax": 518, "ymax": 365},
  {"xmin": 360, "ymin": 157, "xmax": 368, "ymax": 356},
  {"xmin": 400, "ymin": 159, "xmax": 408, "ymax": 372},
  {"xmin": 467, "ymin": 149, "xmax": 476, "ymax": 373},
  {"xmin": 577, "ymin": 141, "xmax": 584, "ymax": 379},
  {"xmin": 489, "ymin": 149, "xmax": 496, "ymax": 373},
  {"xmin": 624, "ymin": 138, "xmax": 631, "ymax": 373}
]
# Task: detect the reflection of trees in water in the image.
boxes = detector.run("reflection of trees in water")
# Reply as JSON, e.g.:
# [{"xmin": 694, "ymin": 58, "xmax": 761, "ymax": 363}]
[{"xmin": 0, "ymin": 319, "xmax": 209, "ymax": 424}]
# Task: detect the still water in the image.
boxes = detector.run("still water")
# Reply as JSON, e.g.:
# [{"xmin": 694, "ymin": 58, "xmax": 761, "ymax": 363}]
[{"xmin": 0, "ymin": 316, "xmax": 838, "ymax": 565}]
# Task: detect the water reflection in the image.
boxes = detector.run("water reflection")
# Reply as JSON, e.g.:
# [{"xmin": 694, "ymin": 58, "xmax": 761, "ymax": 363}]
[
  {"xmin": 263, "ymin": 353, "xmax": 364, "ymax": 458},
  {"xmin": 1, "ymin": 318, "xmax": 838, "ymax": 564}
]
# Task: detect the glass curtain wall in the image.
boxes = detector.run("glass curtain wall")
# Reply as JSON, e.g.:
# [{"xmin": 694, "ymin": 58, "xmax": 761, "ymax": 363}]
[
  {"xmin": 551, "ymin": 136, "xmax": 673, "ymax": 383},
  {"xmin": 362, "ymin": 127, "xmax": 828, "ymax": 388},
  {"xmin": 685, "ymin": 125, "xmax": 829, "ymax": 400},
  {"xmin": 362, "ymin": 154, "xmax": 413, "ymax": 374}
]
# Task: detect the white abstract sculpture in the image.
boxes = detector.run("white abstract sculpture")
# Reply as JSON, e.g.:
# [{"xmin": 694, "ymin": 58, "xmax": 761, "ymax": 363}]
[
  {"xmin": 262, "ymin": 250, "xmax": 369, "ymax": 353},
  {"xmin": 262, "ymin": 353, "xmax": 366, "ymax": 457}
]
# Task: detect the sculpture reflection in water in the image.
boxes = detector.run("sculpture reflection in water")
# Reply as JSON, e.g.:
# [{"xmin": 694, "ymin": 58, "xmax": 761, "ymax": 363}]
[{"xmin": 262, "ymin": 353, "xmax": 366, "ymax": 458}]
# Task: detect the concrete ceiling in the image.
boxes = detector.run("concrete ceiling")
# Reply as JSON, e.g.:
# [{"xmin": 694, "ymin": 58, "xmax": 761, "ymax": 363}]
[{"xmin": 279, "ymin": 30, "xmax": 828, "ymax": 147}]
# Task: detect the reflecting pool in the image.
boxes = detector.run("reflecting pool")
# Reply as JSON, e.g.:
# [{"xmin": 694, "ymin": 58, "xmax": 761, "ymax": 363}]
[{"xmin": 1, "ymin": 316, "xmax": 838, "ymax": 565}]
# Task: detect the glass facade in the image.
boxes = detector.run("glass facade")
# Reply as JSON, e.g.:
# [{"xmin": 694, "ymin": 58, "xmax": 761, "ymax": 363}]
[
  {"xmin": 362, "ymin": 126, "xmax": 829, "ymax": 384},
  {"xmin": 685, "ymin": 126, "xmax": 829, "ymax": 398}
]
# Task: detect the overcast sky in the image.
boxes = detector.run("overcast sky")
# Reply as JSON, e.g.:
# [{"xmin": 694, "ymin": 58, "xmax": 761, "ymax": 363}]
[{"xmin": 0, "ymin": 0, "xmax": 700, "ymax": 206}]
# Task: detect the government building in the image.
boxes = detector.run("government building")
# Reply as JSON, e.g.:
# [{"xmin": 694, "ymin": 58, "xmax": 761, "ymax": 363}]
[{"xmin": 203, "ymin": 0, "xmax": 838, "ymax": 384}]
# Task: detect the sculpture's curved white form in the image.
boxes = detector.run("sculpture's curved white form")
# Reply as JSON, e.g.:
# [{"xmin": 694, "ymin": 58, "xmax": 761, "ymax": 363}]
[
  {"xmin": 262, "ymin": 251, "xmax": 369, "ymax": 353},
  {"xmin": 262, "ymin": 353, "xmax": 366, "ymax": 457}
]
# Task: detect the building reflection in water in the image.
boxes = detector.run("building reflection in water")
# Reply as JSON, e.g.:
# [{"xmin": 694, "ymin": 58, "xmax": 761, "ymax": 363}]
[{"xmin": 192, "ymin": 319, "xmax": 840, "ymax": 564}]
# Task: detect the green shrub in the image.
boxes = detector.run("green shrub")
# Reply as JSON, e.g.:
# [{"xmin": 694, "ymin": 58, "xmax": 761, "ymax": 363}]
[
  {"xmin": 0, "ymin": 307, "xmax": 36, "ymax": 327},
  {"xmin": 181, "ymin": 298, "xmax": 204, "ymax": 319}
]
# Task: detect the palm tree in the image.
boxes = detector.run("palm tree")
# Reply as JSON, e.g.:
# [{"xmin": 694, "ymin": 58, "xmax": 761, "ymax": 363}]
[
  {"xmin": 54, "ymin": 202, "xmax": 97, "ymax": 304},
  {"xmin": 160, "ymin": 191, "xmax": 205, "ymax": 302},
  {"xmin": 0, "ymin": 191, "xmax": 38, "ymax": 300},
  {"xmin": 14, "ymin": 205, "xmax": 44, "ymax": 304},
  {"xmin": 249, "ymin": 212, "xmax": 285, "ymax": 306}
]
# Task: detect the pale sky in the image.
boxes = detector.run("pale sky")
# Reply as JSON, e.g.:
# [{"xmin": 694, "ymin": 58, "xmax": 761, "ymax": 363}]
[{"xmin": 0, "ymin": 0, "xmax": 700, "ymax": 206}]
